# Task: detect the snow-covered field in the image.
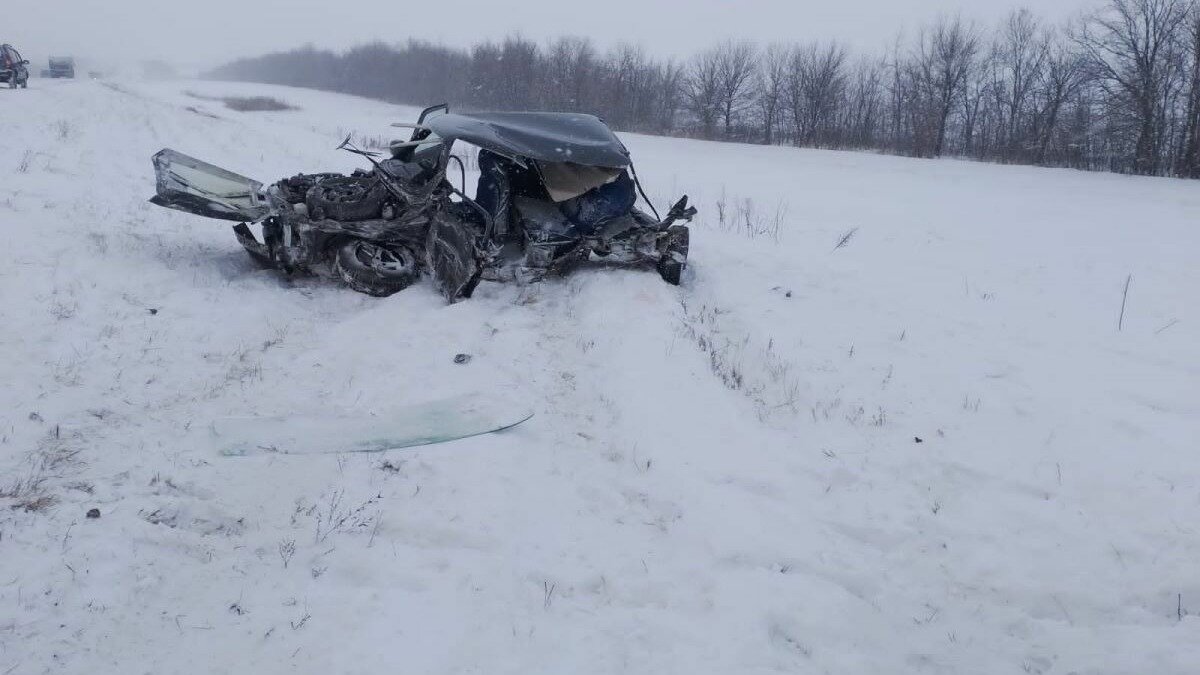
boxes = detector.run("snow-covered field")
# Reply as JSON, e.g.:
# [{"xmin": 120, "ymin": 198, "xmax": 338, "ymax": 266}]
[{"xmin": 2, "ymin": 79, "xmax": 1198, "ymax": 674}]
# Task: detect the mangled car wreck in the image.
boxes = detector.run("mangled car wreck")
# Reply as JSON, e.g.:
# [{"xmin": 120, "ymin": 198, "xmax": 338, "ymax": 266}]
[{"xmin": 150, "ymin": 104, "xmax": 695, "ymax": 300}]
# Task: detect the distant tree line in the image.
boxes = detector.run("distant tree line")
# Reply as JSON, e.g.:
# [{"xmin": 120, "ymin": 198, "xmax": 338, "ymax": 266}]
[{"xmin": 208, "ymin": 0, "xmax": 1200, "ymax": 178}]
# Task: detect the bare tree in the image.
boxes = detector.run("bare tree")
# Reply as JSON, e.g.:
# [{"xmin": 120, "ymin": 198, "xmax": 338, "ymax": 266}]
[
  {"xmin": 497, "ymin": 36, "xmax": 540, "ymax": 110},
  {"xmin": 685, "ymin": 47, "xmax": 724, "ymax": 138},
  {"xmin": 756, "ymin": 43, "xmax": 792, "ymax": 144},
  {"xmin": 652, "ymin": 59, "xmax": 687, "ymax": 134},
  {"xmin": 1178, "ymin": 4, "xmax": 1200, "ymax": 176},
  {"xmin": 960, "ymin": 50, "xmax": 990, "ymax": 155},
  {"xmin": 884, "ymin": 33, "xmax": 915, "ymax": 154},
  {"xmin": 543, "ymin": 37, "xmax": 599, "ymax": 112},
  {"xmin": 844, "ymin": 57, "xmax": 886, "ymax": 148},
  {"xmin": 789, "ymin": 42, "xmax": 849, "ymax": 146},
  {"xmin": 607, "ymin": 44, "xmax": 654, "ymax": 130},
  {"xmin": 910, "ymin": 16, "xmax": 982, "ymax": 156},
  {"xmin": 1075, "ymin": 0, "xmax": 1191, "ymax": 174},
  {"xmin": 714, "ymin": 40, "xmax": 759, "ymax": 138},
  {"xmin": 993, "ymin": 9, "xmax": 1051, "ymax": 159},
  {"xmin": 468, "ymin": 41, "xmax": 504, "ymax": 108},
  {"xmin": 1033, "ymin": 37, "xmax": 1088, "ymax": 164}
]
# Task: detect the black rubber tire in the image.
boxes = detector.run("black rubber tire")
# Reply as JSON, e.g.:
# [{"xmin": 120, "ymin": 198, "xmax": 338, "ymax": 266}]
[
  {"xmin": 656, "ymin": 225, "xmax": 690, "ymax": 286},
  {"xmin": 306, "ymin": 176, "xmax": 387, "ymax": 222},
  {"xmin": 333, "ymin": 240, "xmax": 420, "ymax": 297}
]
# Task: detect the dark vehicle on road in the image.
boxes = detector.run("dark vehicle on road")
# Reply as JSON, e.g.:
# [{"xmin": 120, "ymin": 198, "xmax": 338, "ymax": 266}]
[
  {"xmin": 149, "ymin": 104, "xmax": 695, "ymax": 300},
  {"xmin": 1, "ymin": 44, "xmax": 29, "ymax": 88},
  {"xmin": 47, "ymin": 57, "xmax": 75, "ymax": 78}
]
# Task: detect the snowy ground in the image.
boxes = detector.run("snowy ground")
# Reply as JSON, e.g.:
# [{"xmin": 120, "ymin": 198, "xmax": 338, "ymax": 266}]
[{"xmin": 2, "ymin": 79, "xmax": 1198, "ymax": 674}]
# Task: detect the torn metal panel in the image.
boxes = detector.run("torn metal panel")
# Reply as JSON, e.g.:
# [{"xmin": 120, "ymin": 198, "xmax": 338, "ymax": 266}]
[
  {"xmin": 150, "ymin": 149, "xmax": 268, "ymax": 222},
  {"xmin": 426, "ymin": 208, "xmax": 483, "ymax": 301}
]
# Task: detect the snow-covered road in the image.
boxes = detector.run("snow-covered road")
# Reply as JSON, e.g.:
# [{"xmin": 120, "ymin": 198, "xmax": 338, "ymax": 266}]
[{"xmin": 2, "ymin": 79, "xmax": 1198, "ymax": 674}]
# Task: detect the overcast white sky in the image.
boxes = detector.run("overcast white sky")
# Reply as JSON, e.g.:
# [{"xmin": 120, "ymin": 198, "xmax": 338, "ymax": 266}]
[{"xmin": 16, "ymin": 0, "xmax": 1094, "ymax": 71}]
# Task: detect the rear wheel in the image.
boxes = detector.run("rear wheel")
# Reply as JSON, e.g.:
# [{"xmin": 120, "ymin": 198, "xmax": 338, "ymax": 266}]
[{"xmin": 333, "ymin": 240, "xmax": 420, "ymax": 297}]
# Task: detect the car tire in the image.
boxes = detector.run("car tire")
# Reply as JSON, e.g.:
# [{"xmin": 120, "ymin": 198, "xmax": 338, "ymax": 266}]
[
  {"xmin": 333, "ymin": 240, "xmax": 420, "ymax": 297},
  {"xmin": 306, "ymin": 176, "xmax": 387, "ymax": 222}
]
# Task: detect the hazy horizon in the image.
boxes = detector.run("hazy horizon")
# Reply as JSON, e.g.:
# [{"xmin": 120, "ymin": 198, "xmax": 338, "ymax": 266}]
[{"xmin": 17, "ymin": 0, "xmax": 1092, "ymax": 73}]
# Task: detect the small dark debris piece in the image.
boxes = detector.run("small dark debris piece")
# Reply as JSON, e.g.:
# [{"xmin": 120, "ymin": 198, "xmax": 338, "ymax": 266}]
[
  {"xmin": 148, "ymin": 308, "xmax": 159, "ymax": 315},
  {"xmin": 86, "ymin": 508, "xmax": 101, "ymax": 519},
  {"xmin": 914, "ymin": 437, "xmax": 924, "ymax": 444},
  {"xmin": 453, "ymin": 353, "xmax": 472, "ymax": 365},
  {"xmin": 28, "ymin": 412, "xmax": 43, "ymax": 422},
  {"xmin": 378, "ymin": 460, "xmax": 404, "ymax": 474}
]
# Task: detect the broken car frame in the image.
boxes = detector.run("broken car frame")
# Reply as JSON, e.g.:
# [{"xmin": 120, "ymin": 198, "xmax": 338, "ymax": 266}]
[{"xmin": 150, "ymin": 104, "xmax": 695, "ymax": 300}]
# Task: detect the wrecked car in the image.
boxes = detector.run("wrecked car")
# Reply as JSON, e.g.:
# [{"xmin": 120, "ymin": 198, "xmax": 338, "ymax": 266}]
[
  {"xmin": 149, "ymin": 104, "xmax": 695, "ymax": 300},
  {"xmin": 0, "ymin": 44, "xmax": 29, "ymax": 89}
]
